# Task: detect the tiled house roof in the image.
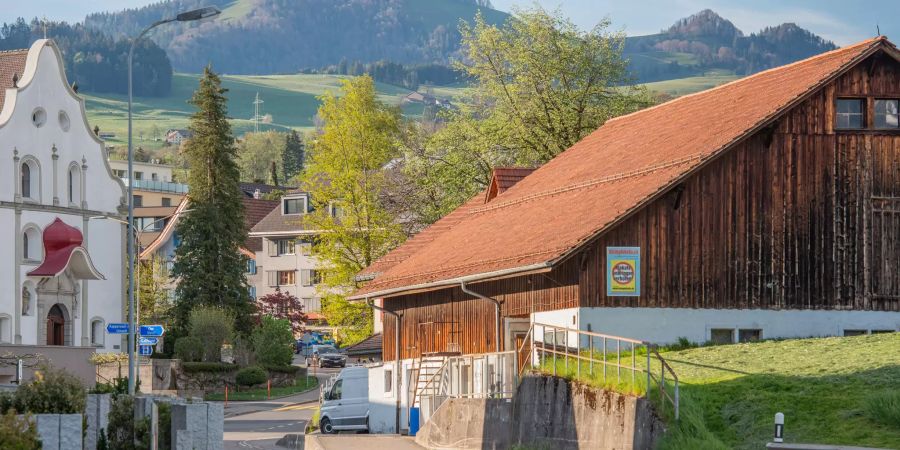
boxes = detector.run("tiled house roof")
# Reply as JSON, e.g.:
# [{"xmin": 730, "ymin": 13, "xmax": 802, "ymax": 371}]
[
  {"xmin": 353, "ymin": 37, "xmax": 894, "ymax": 299},
  {"xmin": 344, "ymin": 333, "xmax": 383, "ymax": 357},
  {"xmin": 0, "ymin": 49, "xmax": 29, "ymax": 112},
  {"xmin": 242, "ymin": 197, "xmax": 280, "ymax": 252}
]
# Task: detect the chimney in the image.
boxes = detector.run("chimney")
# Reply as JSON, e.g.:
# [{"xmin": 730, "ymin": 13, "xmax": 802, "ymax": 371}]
[{"xmin": 253, "ymin": 188, "xmax": 261, "ymax": 199}]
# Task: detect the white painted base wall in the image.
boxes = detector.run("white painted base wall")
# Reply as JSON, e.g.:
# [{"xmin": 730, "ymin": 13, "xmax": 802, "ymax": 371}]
[{"xmin": 534, "ymin": 307, "xmax": 900, "ymax": 345}]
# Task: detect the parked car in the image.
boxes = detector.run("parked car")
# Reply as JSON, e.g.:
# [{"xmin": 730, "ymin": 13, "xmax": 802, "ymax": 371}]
[
  {"xmin": 306, "ymin": 344, "xmax": 346, "ymax": 367},
  {"xmin": 320, "ymin": 366, "xmax": 369, "ymax": 433}
]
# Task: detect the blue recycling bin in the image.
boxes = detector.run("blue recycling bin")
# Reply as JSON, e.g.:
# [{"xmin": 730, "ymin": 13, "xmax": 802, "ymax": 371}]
[{"xmin": 409, "ymin": 407, "xmax": 420, "ymax": 436}]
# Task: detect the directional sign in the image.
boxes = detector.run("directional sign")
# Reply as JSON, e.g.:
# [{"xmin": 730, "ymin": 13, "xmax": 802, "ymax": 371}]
[
  {"xmin": 139, "ymin": 337, "xmax": 159, "ymax": 346},
  {"xmin": 139, "ymin": 325, "xmax": 165, "ymax": 337},
  {"xmin": 106, "ymin": 323, "xmax": 129, "ymax": 334},
  {"xmin": 139, "ymin": 345, "xmax": 153, "ymax": 356}
]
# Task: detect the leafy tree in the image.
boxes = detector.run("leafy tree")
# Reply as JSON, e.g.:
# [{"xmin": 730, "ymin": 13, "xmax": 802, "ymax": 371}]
[
  {"xmin": 171, "ymin": 67, "xmax": 253, "ymax": 333},
  {"xmin": 251, "ymin": 316, "xmax": 295, "ymax": 367},
  {"xmin": 282, "ymin": 130, "xmax": 305, "ymax": 182},
  {"xmin": 256, "ymin": 288, "xmax": 306, "ymax": 334},
  {"xmin": 189, "ymin": 306, "xmax": 234, "ymax": 363},
  {"xmin": 401, "ymin": 7, "xmax": 652, "ymax": 225},
  {"xmin": 236, "ymin": 130, "xmax": 287, "ymax": 183},
  {"xmin": 137, "ymin": 259, "xmax": 170, "ymax": 325},
  {"xmin": 302, "ymin": 75, "xmax": 404, "ymax": 345},
  {"xmin": 322, "ymin": 295, "xmax": 373, "ymax": 346}
]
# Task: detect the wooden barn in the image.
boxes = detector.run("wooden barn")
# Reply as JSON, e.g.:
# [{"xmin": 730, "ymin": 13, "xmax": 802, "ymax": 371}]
[{"xmin": 353, "ymin": 37, "xmax": 900, "ymax": 366}]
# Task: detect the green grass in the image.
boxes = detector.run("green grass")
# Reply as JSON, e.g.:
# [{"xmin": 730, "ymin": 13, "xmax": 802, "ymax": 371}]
[
  {"xmin": 204, "ymin": 375, "xmax": 318, "ymax": 401},
  {"xmin": 641, "ymin": 70, "xmax": 739, "ymax": 97},
  {"xmin": 83, "ymin": 72, "xmax": 468, "ymax": 153},
  {"xmin": 535, "ymin": 333, "xmax": 900, "ymax": 450}
]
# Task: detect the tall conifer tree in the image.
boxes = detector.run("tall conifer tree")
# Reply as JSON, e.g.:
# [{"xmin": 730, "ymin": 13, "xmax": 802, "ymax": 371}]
[
  {"xmin": 282, "ymin": 130, "xmax": 305, "ymax": 182},
  {"xmin": 172, "ymin": 67, "xmax": 252, "ymax": 333}
]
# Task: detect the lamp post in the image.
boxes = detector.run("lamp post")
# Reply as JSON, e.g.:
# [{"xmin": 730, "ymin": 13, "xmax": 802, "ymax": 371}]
[{"xmin": 126, "ymin": 6, "xmax": 220, "ymax": 395}]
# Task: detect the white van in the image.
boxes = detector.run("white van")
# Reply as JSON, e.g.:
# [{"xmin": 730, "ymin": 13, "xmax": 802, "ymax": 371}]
[{"xmin": 319, "ymin": 366, "xmax": 369, "ymax": 433}]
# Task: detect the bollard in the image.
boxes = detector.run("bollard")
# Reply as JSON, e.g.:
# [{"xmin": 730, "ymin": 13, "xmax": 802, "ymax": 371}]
[
  {"xmin": 267, "ymin": 380, "xmax": 271, "ymax": 400},
  {"xmin": 774, "ymin": 412, "xmax": 784, "ymax": 443},
  {"xmin": 224, "ymin": 386, "xmax": 228, "ymax": 407}
]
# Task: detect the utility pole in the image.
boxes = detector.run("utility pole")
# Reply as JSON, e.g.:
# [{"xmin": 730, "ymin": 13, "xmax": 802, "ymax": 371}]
[{"xmin": 252, "ymin": 92, "xmax": 264, "ymax": 132}]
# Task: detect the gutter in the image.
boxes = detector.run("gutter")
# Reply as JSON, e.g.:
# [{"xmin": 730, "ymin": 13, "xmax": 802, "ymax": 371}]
[
  {"xmin": 348, "ymin": 261, "xmax": 553, "ymax": 301},
  {"xmin": 460, "ymin": 281, "xmax": 502, "ymax": 353},
  {"xmin": 366, "ymin": 297, "xmax": 402, "ymax": 434}
]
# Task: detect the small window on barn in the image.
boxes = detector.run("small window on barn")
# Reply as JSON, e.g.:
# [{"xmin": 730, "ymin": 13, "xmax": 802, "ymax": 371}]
[
  {"xmin": 843, "ymin": 329, "xmax": 867, "ymax": 337},
  {"xmin": 384, "ymin": 369, "xmax": 393, "ymax": 396},
  {"xmin": 874, "ymin": 99, "xmax": 899, "ymax": 129},
  {"xmin": 738, "ymin": 329, "xmax": 762, "ymax": 343},
  {"xmin": 836, "ymin": 98, "xmax": 865, "ymax": 129},
  {"xmin": 709, "ymin": 329, "xmax": 734, "ymax": 345},
  {"xmin": 870, "ymin": 329, "xmax": 896, "ymax": 334}
]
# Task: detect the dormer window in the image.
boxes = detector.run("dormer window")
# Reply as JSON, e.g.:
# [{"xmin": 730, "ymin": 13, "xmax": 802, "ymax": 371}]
[{"xmin": 283, "ymin": 196, "xmax": 307, "ymax": 215}]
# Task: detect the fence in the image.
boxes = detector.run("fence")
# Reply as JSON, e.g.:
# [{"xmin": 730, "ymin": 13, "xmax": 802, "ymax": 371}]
[{"xmin": 528, "ymin": 322, "xmax": 679, "ymax": 419}]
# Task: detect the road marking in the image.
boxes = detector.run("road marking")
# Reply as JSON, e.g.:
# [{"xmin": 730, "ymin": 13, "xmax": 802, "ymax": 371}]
[{"xmin": 274, "ymin": 403, "xmax": 318, "ymax": 412}]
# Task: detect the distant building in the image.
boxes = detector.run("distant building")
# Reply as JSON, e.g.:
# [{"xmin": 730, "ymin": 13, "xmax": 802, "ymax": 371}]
[
  {"xmin": 164, "ymin": 129, "xmax": 192, "ymax": 145},
  {"xmin": 106, "ymin": 159, "xmax": 186, "ymax": 247},
  {"xmin": 0, "ymin": 39, "xmax": 126, "ymax": 384},
  {"xmin": 106, "ymin": 159, "xmax": 175, "ymax": 183}
]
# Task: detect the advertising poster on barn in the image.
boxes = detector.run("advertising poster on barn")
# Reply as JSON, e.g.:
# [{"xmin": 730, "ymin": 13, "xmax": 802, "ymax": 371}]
[{"xmin": 607, "ymin": 247, "xmax": 640, "ymax": 296}]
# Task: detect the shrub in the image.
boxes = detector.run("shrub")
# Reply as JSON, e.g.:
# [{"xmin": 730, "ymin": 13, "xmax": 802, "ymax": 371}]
[
  {"xmin": 14, "ymin": 366, "xmax": 85, "ymax": 414},
  {"xmin": 0, "ymin": 411, "xmax": 40, "ymax": 449},
  {"xmin": 264, "ymin": 364, "xmax": 300, "ymax": 374},
  {"xmin": 189, "ymin": 306, "xmax": 234, "ymax": 362},
  {"xmin": 232, "ymin": 337, "xmax": 256, "ymax": 367},
  {"xmin": 181, "ymin": 362, "xmax": 238, "ymax": 373},
  {"xmin": 865, "ymin": 391, "xmax": 900, "ymax": 429},
  {"xmin": 252, "ymin": 316, "xmax": 295, "ymax": 367},
  {"xmin": 235, "ymin": 366, "xmax": 267, "ymax": 388},
  {"xmin": 90, "ymin": 377, "xmax": 128, "ymax": 395},
  {"xmin": 157, "ymin": 402, "xmax": 171, "ymax": 450},
  {"xmin": 106, "ymin": 395, "xmax": 150, "ymax": 450},
  {"xmin": 174, "ymin": 336, "xmax": 203, "ymax": 362}
]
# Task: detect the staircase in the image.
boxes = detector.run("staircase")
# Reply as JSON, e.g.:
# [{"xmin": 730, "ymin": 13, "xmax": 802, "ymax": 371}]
[{"xmin": 411, "ymin": 353, "xmax": 451, "ymax": 408}]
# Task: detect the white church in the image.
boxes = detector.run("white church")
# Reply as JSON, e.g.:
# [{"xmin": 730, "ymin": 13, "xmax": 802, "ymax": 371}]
[{"xmin": 0, "ymin": 39, "xmax": 125, "ymax": 355}]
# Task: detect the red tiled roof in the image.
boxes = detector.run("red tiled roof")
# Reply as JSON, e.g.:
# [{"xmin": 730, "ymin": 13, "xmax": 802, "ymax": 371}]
[
  {"xmin": 242, "ymin": 197, "xmax": 280, "ymax": 252},
  {"xmin": 353, "ymin": 37, "xmax": 893, "ymax": 298},
  {"xmin": 485, "ymin": 167, "xmax": 536, "ymax": 203},
  {"xmin": 0, "ymin": 49, "xmax": 28, "ymax": 112}
]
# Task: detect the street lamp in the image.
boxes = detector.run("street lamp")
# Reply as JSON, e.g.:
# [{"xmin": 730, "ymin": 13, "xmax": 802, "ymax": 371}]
[{"xmin": 126, "ymin": 6, "xmax": 220, "ymax": 397}]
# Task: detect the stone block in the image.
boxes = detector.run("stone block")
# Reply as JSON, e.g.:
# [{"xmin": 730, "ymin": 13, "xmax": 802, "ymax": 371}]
[
  {"xmin": 172, "ymin": 403, "xmax": 208, "ymax": 450},
  {"xmin": 85, "ymin": 393, "xmax": 112, "ymax": 450},
  {"xmin": 175, "ymin": 428, "xmax": 192, "ymax": 450},
  {"xmin": 206, "ymin": 402, "xmax": 224, "ymax": 450},
  {"xmin": 34, "ymin": 414, "xmax": 60, "ymax": 450},
  {"xmin": 59, "ymin": 414, "xmax": 82, "ymax": 449}
]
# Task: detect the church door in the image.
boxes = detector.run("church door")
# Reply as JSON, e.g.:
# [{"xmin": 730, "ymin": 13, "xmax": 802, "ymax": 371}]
[{"xmin": 47, "ymin": 304, "xmax": 66, "ymax": 346}]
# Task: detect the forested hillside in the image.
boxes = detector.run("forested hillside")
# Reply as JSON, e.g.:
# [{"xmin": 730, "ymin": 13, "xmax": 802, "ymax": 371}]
[
  {"xmin": 624, "ymin": 9, "xmax": 836, "ymax": 82},
  {"xmin": 0, "ymin": 18, "xmax": 172, "ymax": 96},
  {"xmin": 84, "ymin": 0, "xmax": 507, "ymax": 74}
]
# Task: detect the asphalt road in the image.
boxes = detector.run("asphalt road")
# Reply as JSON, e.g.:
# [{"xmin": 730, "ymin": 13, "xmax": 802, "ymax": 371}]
[{"xmin": 222, "ymin": 358, "xmax": 343, "ymax": 449}]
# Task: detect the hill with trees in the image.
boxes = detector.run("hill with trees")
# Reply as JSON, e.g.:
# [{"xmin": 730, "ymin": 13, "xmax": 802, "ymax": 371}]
[{"xmin": 624, "ymin": 9, "xmax": 836, "ymax": 82}]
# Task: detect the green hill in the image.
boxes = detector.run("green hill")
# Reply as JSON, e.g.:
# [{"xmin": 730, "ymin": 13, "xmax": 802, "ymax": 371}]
[{"xmin": 84, "ymin": 72, "xmax": 465, "ymax": 151}]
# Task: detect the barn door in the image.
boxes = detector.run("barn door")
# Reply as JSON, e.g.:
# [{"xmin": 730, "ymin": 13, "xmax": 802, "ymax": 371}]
[{"xmin": 872, "ymin": 197, "xmax": 900, "ymax": 298}]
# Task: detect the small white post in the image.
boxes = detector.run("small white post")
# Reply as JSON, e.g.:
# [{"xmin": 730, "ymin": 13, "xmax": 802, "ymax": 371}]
[{"xmin": 774, "ymin": 412, "xmax": 784, "ymax": 443}]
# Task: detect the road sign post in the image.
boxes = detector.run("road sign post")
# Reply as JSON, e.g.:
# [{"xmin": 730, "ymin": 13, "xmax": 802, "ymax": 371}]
[
  {"xmin": 139, "ymin": 337, "xmax": 159, "ymax": 346},
  {"xmin": 139, "ymin": 345, "xmax": 153, "ymax": 356},
  {"xmin": 139, "ymin": 325, "xmax": 165, "ymax": 337}
]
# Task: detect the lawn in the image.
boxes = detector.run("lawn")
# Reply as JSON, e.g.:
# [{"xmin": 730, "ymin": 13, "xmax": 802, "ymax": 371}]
[
  {"xmin": 537, "ymin": 333, "xmax": 900, "ymax": 449},
  {"xmin": 204, "ymin": 375, "xmax": 318, "ymax": 402},
  {"xmin": 641, "ymin": 69, "xmax": 739, "ymax": 96}
]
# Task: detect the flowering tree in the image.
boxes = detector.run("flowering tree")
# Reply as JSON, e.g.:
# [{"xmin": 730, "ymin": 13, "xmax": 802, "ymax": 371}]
[{"xmin": 255, "ymin": 288, "xmax": 307, "ymax": 334}]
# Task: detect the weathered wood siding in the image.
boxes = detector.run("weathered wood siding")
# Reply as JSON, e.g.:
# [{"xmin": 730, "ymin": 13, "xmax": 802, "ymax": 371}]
[{"xmin": 381, "ymin": 53, "xmax": 900, "ymax": 360}]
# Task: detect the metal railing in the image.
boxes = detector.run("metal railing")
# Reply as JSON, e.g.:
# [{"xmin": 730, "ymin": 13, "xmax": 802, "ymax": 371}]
[
  {"xmin": 528, "ymin": 322, "xmax": 679, "ymax": 420},
  {"xmin": 417, "ymin": 350, "xmax": 518, "ymax": 423}
]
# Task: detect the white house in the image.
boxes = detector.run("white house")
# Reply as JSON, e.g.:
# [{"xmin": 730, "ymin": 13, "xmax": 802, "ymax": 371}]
[{"xmin": 0, "ymin": 40, "xmax": 126, "ymax": 354}]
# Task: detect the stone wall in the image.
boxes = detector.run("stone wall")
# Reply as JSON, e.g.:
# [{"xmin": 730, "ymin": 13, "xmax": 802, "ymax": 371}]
[
  {"xmin": 174, "ymin": 363, "xmax": 301, "ymax": 396},
  {"xmin": 415, "ymin": 375, "xmax": 665, "ymax": 450}
]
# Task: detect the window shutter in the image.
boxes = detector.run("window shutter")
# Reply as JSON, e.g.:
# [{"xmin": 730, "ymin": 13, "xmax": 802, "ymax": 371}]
[
  {"xmin": 268, "ymin": 240, "xmax": 277, "ymax": 257},
  {"xmin": 266, "ymin": 271, "xmax": 277, "ymax": 287},
  {"xmin": 301, "ymin": 270, "xmax": 310, "ymax": 287}
]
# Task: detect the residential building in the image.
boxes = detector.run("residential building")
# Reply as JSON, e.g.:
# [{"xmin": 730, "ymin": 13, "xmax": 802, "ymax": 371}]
[
  {"xmin": 0, "ymin": 40, "xmax": 126, "ymax": 379},
  {"xmin": 106, "ymin": 158, "xmax": 175, "ymax": 183},
  {"xmin": 164, "ymin": 129, "xmax": 192, "ymax": 145},
  {"xmin": 249, "ymin": 190, "xmax": 327, "ymax": 321},
  {"xmin": 105, "ymin": 159, "xmax": 188, "ymax": 247},
  {"xmin": 353, "ymin": 37, "xmax": 900, "ymax": 432}
]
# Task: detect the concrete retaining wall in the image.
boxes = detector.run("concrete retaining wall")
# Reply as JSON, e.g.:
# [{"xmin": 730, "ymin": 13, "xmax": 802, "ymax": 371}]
[
  {"xmin": 28, "ymin": 414, "xmax": 82, "ymax": 449},
  {"xmin": 415, "ymin": 375, "xmax": 664, "ymax": 450}
]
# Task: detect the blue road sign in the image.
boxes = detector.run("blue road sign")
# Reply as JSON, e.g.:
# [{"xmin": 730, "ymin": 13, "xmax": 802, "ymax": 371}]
[
  {"xmin": 139, "ymin": 337, "xmax": 158, "ymax": 346},
  {"xmin": 139, "ymin": 345, "xmax": 153, "ymax": 356},
  {"xmin": 106, "ymin": 323, "xmax": 129, "ymax": 334},
  {"xmin": 139, "ymin": 325, "xmax": 165, "ymax": 337}
]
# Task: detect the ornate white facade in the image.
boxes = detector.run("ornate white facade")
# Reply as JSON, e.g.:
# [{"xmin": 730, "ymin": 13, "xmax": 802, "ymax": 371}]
[{"xmin": 0, "ymin": 40, "xmax": 126, "ymax": 350}]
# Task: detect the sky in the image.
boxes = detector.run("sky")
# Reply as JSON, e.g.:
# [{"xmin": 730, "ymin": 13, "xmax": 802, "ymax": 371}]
[{"xmin": 1, "ymin": 0, "xmax": 898, "ymax": 46}]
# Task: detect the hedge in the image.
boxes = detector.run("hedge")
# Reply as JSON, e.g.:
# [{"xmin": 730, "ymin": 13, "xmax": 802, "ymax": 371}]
[
  {"xmin": 181, "ymin": 362, "xmax": 239, "ymax": 373},
  {"xmin": 264, "ymin": 365, "xmax": 301, "ymax": 374}
]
